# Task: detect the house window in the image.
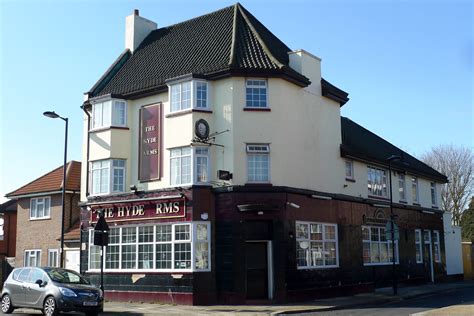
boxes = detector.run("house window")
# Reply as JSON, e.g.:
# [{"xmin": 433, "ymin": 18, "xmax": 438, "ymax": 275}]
[
  {"xmin": 30, "ymin": 197, "xmax": 51, "ymax": 219},
  {"xmin": 411, "ymin": 176, "xmax": 419, "ymax": 203},
  {"xmin": 195, "ymin": 147, "xmax": 209, "ymax": 183},
  {"xmin": 431, "ymin": 182, "xmax": 437, "ymax": 206},
  {"xmin": 345, "ymin": 160, "xmax": 354, "ymax": 180},
  {"xmin": 247, "ymin": 144, "xmax": 270, "ymax": 183},
  {"xmin": 433, "ymin": 230, "xmax": 441, "ymax": 263},
  {"xmin": 25, "ymin": 250, "xmax": 41, "ymax": 267},
  {"xmin": 362, "ymin": 226, "xmax": 399, "ymax": 265},
  {"xmin": 89, "ymin": 222, "xmax": 211, "ymax": 271},
  {"xmin": 246, "ymin": 79, "xmax": 267, "ymax": 108},
  {"xmin": 169, "ymin": 80, "xmax": 209, "ymax": 112},
  {"xmin": 296, "ymin": 222, "xmax": 338, "ymax": 269},
  {"xmin": 170, "ymin": 147, "xmax": 192, "ymax": 185},
  {"xmin": 0, "ymin": 218, "xmax": 4, "ymax": 241},
  {"xmin": 398, "ymin": 174, "xmax": 406, "ymax": 201},
  {"xmin": 91, "ymin": 99, "xmax": 127, "ymax": 129},
  {"xmin": 48, "ymin": 249, "xmax": 59, "ymax": 267},
  {"xmin": 415, "ymin": 229, "xmax": 422, "ymax": 263},
  {"xmin": 90, "ymin": 159, "xmax": 126, "ymax": 195},
  {"xmin": 367, "ymin": 167, "xmax": 388, "ymax": 197}
]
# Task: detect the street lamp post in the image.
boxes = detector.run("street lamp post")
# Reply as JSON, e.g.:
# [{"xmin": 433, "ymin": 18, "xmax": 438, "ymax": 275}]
[
  {"xmin": 386, "ymin": 154, "xmax": 401, "ymax": 296},
  {"xmin": 43, "ymin": 111, "xmax": 68, "ymax": 268}
]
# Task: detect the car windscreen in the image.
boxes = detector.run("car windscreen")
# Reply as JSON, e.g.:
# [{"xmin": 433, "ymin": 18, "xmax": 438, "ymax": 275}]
[{"xmin": 45, "ymin": 268, "xmax": 90, "ymax": 285}]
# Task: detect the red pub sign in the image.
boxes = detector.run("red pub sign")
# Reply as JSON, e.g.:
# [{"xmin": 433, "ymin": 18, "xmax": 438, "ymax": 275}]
[
  {"xmin": 90, "ymin": 198, "xmax": 186, "ymax": 223},
  {"xmin": 139, "ymin": 103, "xmax": 161, "ymax": 181}
]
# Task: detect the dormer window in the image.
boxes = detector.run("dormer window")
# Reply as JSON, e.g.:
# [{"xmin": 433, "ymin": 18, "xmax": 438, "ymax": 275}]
[
  {"xmin": 91, "ymin": 99, "xmax": 127, "ymax": 130},
  {"xmin": 169, "ymin": 80, "xmax": 209, "ymax": 113}
]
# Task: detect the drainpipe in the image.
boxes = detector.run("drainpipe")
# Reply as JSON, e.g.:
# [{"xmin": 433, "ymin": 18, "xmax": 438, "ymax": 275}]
[{"xmin": 81, "ymin": 105, "xmax": 91, "ymax": 197}]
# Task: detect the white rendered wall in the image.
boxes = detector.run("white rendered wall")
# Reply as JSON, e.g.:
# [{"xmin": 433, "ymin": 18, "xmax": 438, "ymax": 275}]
[{"xmin": 443, "ymin": 212, "xmax": 463, "ymax": 275}]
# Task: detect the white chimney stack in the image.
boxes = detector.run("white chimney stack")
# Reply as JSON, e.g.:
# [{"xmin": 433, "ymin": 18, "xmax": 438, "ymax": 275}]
[
  {"xmin": 289, "ymin": 49, "xmax": 322, "ymax": 96},
  {"xmin": 125, "ymin": 9, "xmax": 157, "ymax": 53}
]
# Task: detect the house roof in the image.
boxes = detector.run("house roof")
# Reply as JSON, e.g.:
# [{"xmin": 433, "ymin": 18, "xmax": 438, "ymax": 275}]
[
  {"xmin": 87, "ymin": 3, "xmax": 348, "ymax": 105},
  {"xmin": 340, "ymin": 117, "xmax": 448, "ymax": 183},
  {"xmin": 6, "ymin": 161, "xmax": 82, "ymax": 198},
  {"xmin": 0, "ymin": 200, "xmax": 17, "ymax": 213},
  {"xmin": 63, "ymin": 220, "xmax": 81, "ymax": 241}
]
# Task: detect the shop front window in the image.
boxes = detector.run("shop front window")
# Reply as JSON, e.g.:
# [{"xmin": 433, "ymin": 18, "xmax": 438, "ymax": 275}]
[
  {"xmin": 296, "ymin": 221, "xmax": 339, "ymax": 269},
  {"xmin": 88, "ymin": 222, "xmax": 211, "ymax": 272},
  {"xmin": 362, "ymin": 225, "xmax": 399, "ymax": 265}
]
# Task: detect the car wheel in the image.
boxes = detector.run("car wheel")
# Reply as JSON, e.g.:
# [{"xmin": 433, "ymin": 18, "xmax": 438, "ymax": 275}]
[
  {"xmin": 43, "ymin": 296, "xmax": 58, "ymax": 316},
  {"xmin": 1, "ymin": 294, "xmax": 14, "ymax": 314}
]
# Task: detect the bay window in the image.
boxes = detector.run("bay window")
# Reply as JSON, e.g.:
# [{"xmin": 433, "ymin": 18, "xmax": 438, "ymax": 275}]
[
  {"xmin": 91, "ymin": 99, "xmax": 127, "ymax": 129},
  {"xmin": 367, "ymin": 166, "xmax": 388, "ymax": 197},
  {"xmin": 362, "ymin": 226, "xmax": 398, "ymax": 265},
  {"xmin": 170, "ymin": 146, "xmax": 210, "ymax": 185},
  {"xmin": 169, "ymin": 80, "xmax": 209, "ymax": 112},
  {"xmin": 90, "ymin": 159, "xmax": 126, "ymax": 195},
  {"xmin": 296, "ymin": 221, "xmax": 338, "ymax": 268},
  {"xmin": 246, "ymin": 79, "xmax": 268, "ymax": 108},
  {"xmin": 89, "ymin": 222, "xmax": 211, "ymax": 272}
]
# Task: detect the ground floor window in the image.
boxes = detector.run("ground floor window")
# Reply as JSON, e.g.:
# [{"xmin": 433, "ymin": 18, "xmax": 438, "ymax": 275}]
[
  {"xmin": 25, "ymin": 249, "xmax": 41, "ymax": 267},
  {"xmin": 88, "ymin": 221, "xmax": 211, "ymax": 272},
  {"xmin": 47, "ymin": 249, "xmax": 59, "ymax": 267},
  {"xmin": 433, "ymin": 230, "xmax": 441, "ymax": 263},
  {"xmin": 296, "ymin": 221, "xmax": 338, "ymax": 269},
  {"xmin": 415, "ymin": 229, "xmax": 423, "ymax": 263},
  {"xmin": 362, "ymin": 226, "xmax": 399, "ymax": 265}
]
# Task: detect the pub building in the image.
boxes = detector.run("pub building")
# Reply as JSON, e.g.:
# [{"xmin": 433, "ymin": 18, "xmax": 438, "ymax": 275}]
[{"xmin": 79, "ymin": 4, "xmax": 450, "ymax": 305}]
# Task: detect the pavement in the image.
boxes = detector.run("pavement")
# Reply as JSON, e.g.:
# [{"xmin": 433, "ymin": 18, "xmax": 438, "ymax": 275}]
[{"xmin": 12, "ymin": 280, "xmax": 474, "ymax": 315}]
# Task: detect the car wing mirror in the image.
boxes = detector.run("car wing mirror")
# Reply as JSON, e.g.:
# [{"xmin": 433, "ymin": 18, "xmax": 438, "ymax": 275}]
[{"xmin": 35, "ymin": 279, "xmax": 47, "ymax": 287}]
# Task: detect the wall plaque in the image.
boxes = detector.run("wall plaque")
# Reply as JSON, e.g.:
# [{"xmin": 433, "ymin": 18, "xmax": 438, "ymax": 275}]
[{"xmin": 139, "ymin": 103, "xmax": 161, "ymax": 181}]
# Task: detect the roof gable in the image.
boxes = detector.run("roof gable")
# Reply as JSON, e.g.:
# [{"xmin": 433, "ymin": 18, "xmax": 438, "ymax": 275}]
[
  {"xmin": 6, "ymin": 161, "xmax": 82, "ymax": 198},
  {"xmin": 340, "ymin": 117, "xmax": 447, "ymax": 182}
]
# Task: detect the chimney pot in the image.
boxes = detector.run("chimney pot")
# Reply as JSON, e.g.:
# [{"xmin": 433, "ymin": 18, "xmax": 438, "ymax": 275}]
[{"xmin": 134, "ymin": 9, "xmax": 139, "ymax": 16}]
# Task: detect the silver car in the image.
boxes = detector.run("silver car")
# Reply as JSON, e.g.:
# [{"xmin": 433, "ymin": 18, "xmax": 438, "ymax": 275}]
[{"xmin": 1, "ymin": 267, "xmax": 103, "ymax": 316}]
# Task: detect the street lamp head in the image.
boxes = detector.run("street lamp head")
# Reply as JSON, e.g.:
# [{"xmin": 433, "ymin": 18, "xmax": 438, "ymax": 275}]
[{"xmin": 43, "ymin": 111, "xmax": 60, "ymax": 119}]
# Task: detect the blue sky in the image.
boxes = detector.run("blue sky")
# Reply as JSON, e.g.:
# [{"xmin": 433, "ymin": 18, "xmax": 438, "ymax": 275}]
[{"xmin": 0, "ymin": 0, "xmax": 472, "ymax": 202}]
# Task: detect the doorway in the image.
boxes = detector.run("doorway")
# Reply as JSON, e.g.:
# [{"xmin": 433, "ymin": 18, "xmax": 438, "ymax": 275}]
[
  {"xmin": 65, "ymin": 249, "xmax": 80, "ymax": 273},
  {"xmin": 245, "ymin": 241, "xmax": 273, "ymax": 300},
  {"xmin": 423, "ymin": 230, "xmax": 434, "ymax": 283}
]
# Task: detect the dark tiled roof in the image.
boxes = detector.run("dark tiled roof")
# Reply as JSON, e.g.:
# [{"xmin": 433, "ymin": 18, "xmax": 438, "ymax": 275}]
[
  {"xmin": 88, "ymin": 3, "xmax": 315, "ymax": 99},
  {"xmin": 340, "ymin": 117, "xmax": 448, "ymax": 182},
  {"xmin": 0, "ymin": 200, "xmax": 17, "ymax": 213},
  {"xmin": 62, "ymin": 220, "xmax": 81, "ymax": 241},
  {"xmin": 6, "ymin": 161, "xmax": 82, "ymax": 197}
]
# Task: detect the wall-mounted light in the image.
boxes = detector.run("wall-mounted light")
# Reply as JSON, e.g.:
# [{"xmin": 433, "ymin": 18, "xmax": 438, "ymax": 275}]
[
  {"xmin": 311, "ymin": 194, "xmax": 332, "ymax": 200},
  {"xmin": 287, "ymin": 202, "xmax": 300, "ymax": 209}
]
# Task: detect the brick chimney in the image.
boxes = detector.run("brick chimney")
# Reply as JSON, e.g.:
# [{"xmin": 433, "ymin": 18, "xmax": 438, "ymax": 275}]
[{"xmin": 125, "ymin": 9, "xmax": 157, "ymax": 53}]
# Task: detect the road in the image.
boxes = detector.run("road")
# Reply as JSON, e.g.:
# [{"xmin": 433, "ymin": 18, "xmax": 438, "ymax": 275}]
[{"xmin": 290, "ymin": 286, "xmax": 474, "ymax": 316}]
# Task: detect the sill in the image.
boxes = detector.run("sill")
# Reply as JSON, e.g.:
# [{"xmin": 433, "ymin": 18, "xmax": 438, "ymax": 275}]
[
  {"xmin": 166, "ymin": 109, "xmax": 192, "ymax": 118},
  {"xmin": 243, "ymin": 107, "xmax": 271, "ymax": 112},
  {"xmin": 345, "ymin": 178, "xmax": 356, "ymax": 183},
  {"xmin": 398, "ymin": 200, "xmax": 408, "ymax": 204},
  {"xmin": 29, "ymin": 217, "xmax": 51, "ymax": 221},
  {"xmin": 89, "ymin": 126, "xmax": 129, "ymax": 133},
  {"xmin": 432, "ymin": 205, "xmax": 438, "ymax": 209},
  {"xmin": 368, "ymin": 195, "xmax": 390, "ymax": 201},
  {"xmin": 192, "ymin": 109, "xmax": 212, "ymax": 113},
  {"xmin": 413, "ymin": 203, "xmax": 421, "ymax": 206},
  {"xmin": 86, "ymin": 269, "xmax": 209, "ymax": 273},
  {"xmin": 297, "ymin": 265, "xmax": 339, "ymax": 270},
  {"xmin": 364, "ymin": 262, "xmax": 399, "ymax": 266}
]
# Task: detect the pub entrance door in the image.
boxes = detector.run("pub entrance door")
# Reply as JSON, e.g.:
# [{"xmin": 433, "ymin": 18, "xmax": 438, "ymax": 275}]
[
  {"xmin": 423, "ymin": 230, "xmax": 434, "ymax": 283},
  {"xmin": 245, "ymin": 241, "xmax": 273, "ymax": 300}
]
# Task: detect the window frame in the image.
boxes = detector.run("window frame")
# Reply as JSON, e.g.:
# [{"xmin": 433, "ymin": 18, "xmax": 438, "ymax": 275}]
[
  {"xmin": 169, "ymin": 146, "xmax": 210, "ymax": 186},
  {"xmin": 411, "ymin": 176, "xmax": 419, "ymax": 203},
  {"xmin": 24, "ymin": 249, "xmax": 42, "ymax": 267},
  {"xmin": 91, "ymin": 99, "xmax": 127, "ymax": 130},
  {"xmin": 245, "ymin": 79, "xmax": 268, "ymax": 108},
  {"xmin": 169, "ymin": 80, "xmax": 210, "ymax": 113},
  {"xmin": 90, "ymin": 159, "xmax": 126, "ymax": 196},
  {"xmin": 433, "ymin": 230, "xmax": 441, "ymax": 263},
  {"xmin": 362, "ymin": 225, "xmax": 399, "ymax": 266},
  {"xmin": 345, "ymin": 160, "xmax": 354, "ymax": 180},
  {"xmin": 30, "ymin": 196, "xmax": 51, "ymax": 220},
  {"xmin": 88, "ymin": 222, "xmax": 211, "ymax": 273},
  {"xmin": 430, "ymin": 182, "xmax": 437, "ymax": 206},
  {"xmin": 398, "ymin": 174, "xmax": 406, "ymax": 202},
  {"xmin": 367, "ymin": 166, "xmax": 388, "ymax": 198},
  {"xmin": 296, "ymin": 221, "xmax": 339, "ymax": 269},
  {"xmin": 415, "ymin": 229, "xmax": 423, "ymax": 263},
  {"xmin": 246, "ymin": 144, "xmax": 271, "ymax": 183},
  {"xmin": 47, "ymin": 249, "xmax": 59, "ymax": 267}
]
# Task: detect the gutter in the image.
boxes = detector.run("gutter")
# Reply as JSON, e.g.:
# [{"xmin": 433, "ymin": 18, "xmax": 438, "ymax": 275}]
[{"xmin": 81, "ymin": 105, "xmax": 91, "ymax": 197}]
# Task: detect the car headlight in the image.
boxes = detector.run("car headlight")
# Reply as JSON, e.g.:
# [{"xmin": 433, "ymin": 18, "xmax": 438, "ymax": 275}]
[{"xmin": 59, "ymin": 287, "xmax": 77, "ymax": 297}]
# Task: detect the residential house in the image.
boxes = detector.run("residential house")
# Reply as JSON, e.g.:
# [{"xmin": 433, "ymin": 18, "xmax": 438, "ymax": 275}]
[
  {"xmin": 80, "ymin": 4, "xmax": 448, "ymax": 305},
  {"xmin": 0, "ymin": 200, "xmax": 17, "ymax": 282},
  {"xmin": 5, "ymin": 161, "xmax": 82, "ymax": 270}
]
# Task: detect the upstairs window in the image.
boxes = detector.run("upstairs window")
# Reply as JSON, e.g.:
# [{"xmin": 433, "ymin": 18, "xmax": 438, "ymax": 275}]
[
  {"xmin": 411, "ymin": 176, "xmax": 419, "ymax": 203},
  {"xmin": 247, "ymin": 144, "xmax": 270, "ymax": 183},
  {"xmin": 345, "ymin": 160, "xmax": 354, "ymax": 180},
  {"xmin": 246, "ymin": 79, "xmax": 267, "ymax": 108},
  {"xmin": 367, "ymin": 167, "xmax": 387, "ymax": 197},
  {"xmin": 431, "ymin": 182, "xmax": 437, "ymax": 206},
  {"xmin": 398, "ymin": 174, "xmax": 406, "ymax": 201},
  {"xmin": 90, "ymin": 159, "xmax": 126, "ymax": 195},
  {"xmin": 91, "ymin": 99, "xmax": 127, "ymax": 129},
  {"xmin": 170, "ymin": 147, "xmax": 209, "ymax": 186},
  {"xmin": 169, "ymin": 80, "xmax": 209, "ymax": 112},
  {"xmin": 30, "ymin": 197, "xmax": 51, "ymax": 220}
]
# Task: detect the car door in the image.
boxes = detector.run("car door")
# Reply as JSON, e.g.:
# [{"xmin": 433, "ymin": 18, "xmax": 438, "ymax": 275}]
[
  {"xmin": 10, "ymin": 268, "xmax": 31, "ymax": 306},
  {"xmin": 24, "ymin": 268, "xmax": 47, "ymax": 308}
]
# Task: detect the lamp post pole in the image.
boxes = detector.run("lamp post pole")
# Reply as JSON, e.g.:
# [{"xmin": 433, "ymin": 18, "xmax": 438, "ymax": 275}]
[
  {"xmin": 387, "ymin": 154, "xmax": 401, "ymax": 296},
  {"xmin": 43, "ymin": 111, "xmax": 68, "ymax": 268}
]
